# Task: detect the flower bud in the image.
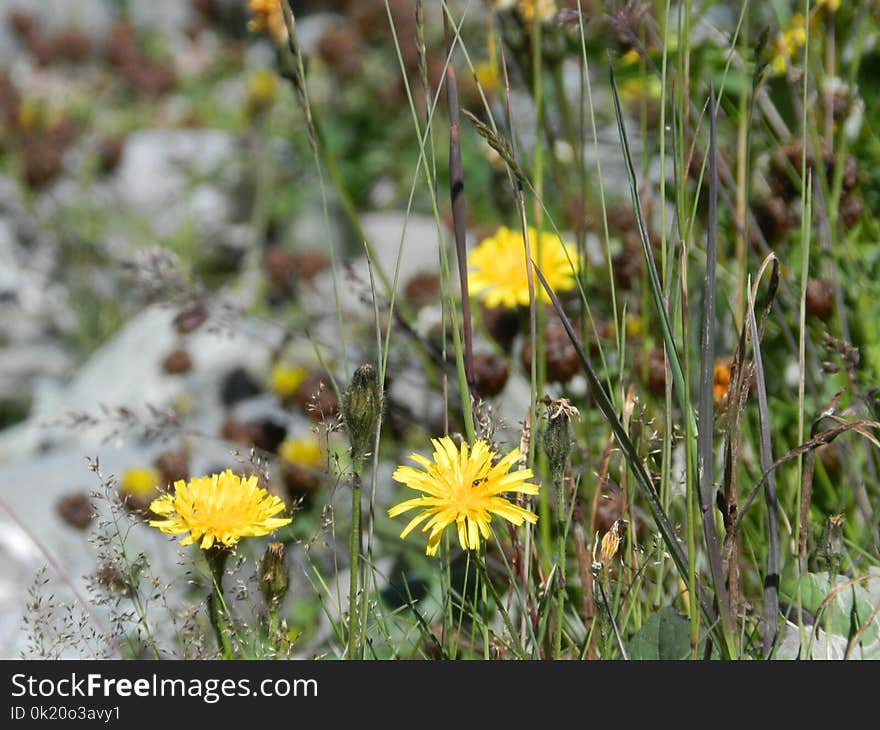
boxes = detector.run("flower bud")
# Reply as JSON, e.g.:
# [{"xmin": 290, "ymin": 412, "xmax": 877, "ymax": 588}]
[
  {"xmin": 341, "ymin": 363, "xmax": 381, "ymax": 462},
  {"xmin": 542, "ymin": 397, "xmax": 577, "ymax": 482},
  {"xmin": 259, "ymin": 542, "xmax": 289, "ymax": 605},
  {"xmin": 821, "ymin": 513, "xmax": 845, "ymax": 570}
]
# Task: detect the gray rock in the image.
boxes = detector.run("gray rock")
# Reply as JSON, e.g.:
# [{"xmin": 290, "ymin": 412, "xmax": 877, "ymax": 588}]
[{"xmin": 115, "ymin": 129, "xmax": 238, "ymax": 214}]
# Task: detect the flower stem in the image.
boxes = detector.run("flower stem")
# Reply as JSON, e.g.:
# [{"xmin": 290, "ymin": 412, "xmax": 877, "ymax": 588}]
[
  {"xmin": 347, "ymin": 466, "xmax": 363, "ymax": 659},
  {"xmin": 553, "ymin": 475, "xmax": 566, "ymax": 659},
  {"xmin": 205, "ymin": 547, "xmax": 232, "ymax": 660}
]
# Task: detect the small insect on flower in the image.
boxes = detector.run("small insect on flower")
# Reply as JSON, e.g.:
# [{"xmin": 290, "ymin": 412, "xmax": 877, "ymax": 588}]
[
  {"xmin": 148, "ymin": 470, "xmax": 291, "ymax": 549},
  {"xmin": 388, "ymin": 437, "xmax": 539, "ymax": 556},
  {"xmin": 468, "ymin": 226, "xmax": 578, "ymax": 309}
]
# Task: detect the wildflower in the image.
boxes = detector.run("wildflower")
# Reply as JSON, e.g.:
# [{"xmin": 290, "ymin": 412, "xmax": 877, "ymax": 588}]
[
  {"xmin": 619, "ymin": 75, "xmax": 662, "ymax": 106},
  {"xmin": 592, "ymin": 518, "xmax": 626, "ymax": 574},
  {"xmin": 246, "ymin": 68, "xmax": 276, "ymax": 116},
  {"xmin": 713, "ymin": 359, "xmax": 731, "ymax": 406},
  {"xmin": 621, "ymin": 48, "xmax": 641, "ymax": 66},
  {"xmin": 473, "ymin": 60, "xmax": 499, "ymax": 94},
  {"xmin": 148, "ymin": 470, "xmax": 291, "ymax": 549},
  {"xmin": 270, "ymin": 364, "xmax": 308, "ymax": 399},
  {"xmin": 279, "ymin": 436, "xmax": 323, "ymax": 469},
  {"xmin": 626, "ymin": 315, "xmax": 642, "ymax": 339},
  {"xmin": 517, "ymin": 0, "xmax": 557, "ymax": 23},
  {"xmin": 770, "ymin": 13, "xmax": 806, "ymax": 76},
  {"xmin": 120, "ymin": 467, "xmax": 161, "ymax": 499},
  {"xmin": 247, "ymin": 0, "xmax": 288, "ymax": 45},
  {"xmin": 388, "ymin": 437, "xmax": 539, "ymax": 556},
  {"xmin": 815, "ymin": 0, "xmax": 840, "ymax": 13},
  {"xmin": 468, "ymin": 225, "xmax": 578, "ymax": 309}
]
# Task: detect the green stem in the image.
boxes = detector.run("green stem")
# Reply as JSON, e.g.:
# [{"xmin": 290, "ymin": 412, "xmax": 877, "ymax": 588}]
[
  {"xmin": 348, "ymin": 467, "xmax": 363, "ymax": 659},
  {"xmin": 206, "ymin": 547, "xmax": 232, "ymax": 660},
  {"xmin": 553, "ymin": 474, "xmax": 566, "ymax": 659}
]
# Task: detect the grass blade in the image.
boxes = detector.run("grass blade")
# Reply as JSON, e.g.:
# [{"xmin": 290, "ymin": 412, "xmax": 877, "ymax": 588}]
[
  {"xmin": 747, "ymin": 280, "xmax": 781, "ymax": 657},
  {"xmin": 698, "ymin": 84, "xmax": 734, "ymax": 638},
  {"xmin": 531, "ymin": 264, "xmax": 727, "ymax": 653}
]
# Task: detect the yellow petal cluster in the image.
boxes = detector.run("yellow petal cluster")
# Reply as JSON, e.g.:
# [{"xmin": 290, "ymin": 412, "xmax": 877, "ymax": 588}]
[
  {"xmin": 468, "ymin": 226, "xmax": 578, "ymax": 309},
  {"xmin": 247, "ymin": 0, "xmax": 288, "ymax": 45},
  {"xmin": 388, "ymin": 437, "xmax": 539, "ymax": 556},
  {"xmin": 149, "ymin": 470, "xmax": 291, "ymax": 549}
]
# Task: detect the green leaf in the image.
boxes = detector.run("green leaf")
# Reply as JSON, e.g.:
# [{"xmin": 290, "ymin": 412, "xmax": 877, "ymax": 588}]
[{"xmin": 627, "ymin": 607, "xmax": 702, "ymax": 660}]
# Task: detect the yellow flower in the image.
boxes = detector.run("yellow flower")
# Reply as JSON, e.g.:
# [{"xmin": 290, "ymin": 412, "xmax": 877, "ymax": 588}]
[
  {"xmin": 248, "ymin": 68, "xmax": 276, "ymax": 106},
  {"xmin": 474, "ymin": 60, "xmax": 499, "ymax": 94},
  {"xmin": 816, "ymin": 0, "xmax": 840, "ymax": 12},
  {"xmin": 713, "ymin": 359, "xmax": 731, "ymax": 406},
  {"xmin": 592, "ymin": 518, "xmax": 625, "ymax": 574},
  {"xmin": 517, "ymin": 0, "xmax": 557, "ymax": 23},
  {"xmin": 620, "ymin": 75, "xmax": 663, "ymax": 105},
  {"xmin": 120, "ymin": 467, "xmax": 161, "ymax": 498},
  {"xmin": 279, "ymin": 436, "xmax": 323, "ymax": 468},
  {"xmin": 621, "ymin": 48, "xmax": 641, "ymax": 66},
  {"xmin": 388, "ymin": 437, "xmax": 539, "ymax": 556},
  {"xmin": 148, "ymin": 470, "xmax": 291, "ymax": 549},
  {"xmin": 247, "ymin": 0, "xmax": 288, "ymax": 45},
  {"xmin": 770, "ymin": 13, "xmax": 806, "ymax": 76},
  {"xmin": 270, "ymin": 364, "xmax": 308, "ymax": 398},
  {"xmin": 468, "ymin": 226, "xmax": 578, "ymax": 308}
]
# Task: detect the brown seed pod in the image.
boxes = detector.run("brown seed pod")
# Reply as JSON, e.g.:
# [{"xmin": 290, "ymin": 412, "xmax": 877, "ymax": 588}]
[
  {"xmin": 317, "ymin": 26, "xmax": 363, "ymax": 79},
  {"xmin": 481, "ymin": 304, "xmax": 520, "ymax": 353},
  {"xmin": 281, "ymin": 463, "xmax": 323, "ymax": 505},
  {"xmin": 292, "ymin": 372, "xmax": 339, "ymax": 422},
  {"xmin": 472, "ymin": 352, "xmax": 509, "ymax": 398},
  {"xmin": 754, "ymin": 197, "xmax": 796, "ymax": 245},
  {"xmin": 56, "ymin": 492, "xmax": 94, "ymax": 530},
  {"xmin": 290, "ymin": 249, "xmax": 328, "ymax": 284},
  {"xmin": 403, "ymin": 271, "xmax": 441, "ymax": 310},
  {"xmin": 161, "ymin": 348, "xmax": 193, "ymax": 375},
  {"xmin": 641, "ymin": 347, "xmax": 667, "ymax": 397},
  {"xmin": 154, "ymin": 450, "xmax": 189, "ymax": 487},
  {"xmin": 520, "ymin": 320, "xmax": 581, "ymax": 384},
  {"xmin": 839, "ymin": 192, "xmax": 863, "ymax": 230},
  {"xmin": 805, "ymin": 279, "xmax": 834, "ymax": 321}
]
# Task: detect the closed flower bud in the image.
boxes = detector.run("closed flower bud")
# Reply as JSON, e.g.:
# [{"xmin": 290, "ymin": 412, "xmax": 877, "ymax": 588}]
[
  {"xmin": 259, "ymin": 542, "xmax": 289, "ymax": 605},
  {"xmin": 543, "ymin": 398, "xmax": 577, "ymax": 482},
  {"xmin": 342, "ymin": 364, "xmax": 381, "ymax": 463}
]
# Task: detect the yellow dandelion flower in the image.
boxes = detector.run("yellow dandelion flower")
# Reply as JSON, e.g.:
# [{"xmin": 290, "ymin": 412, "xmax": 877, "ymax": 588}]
[
  {"xmin": 388, "ymin": 437, "xmax": 539, "ymax": 556},
  {"xmin": 270, "ymin": 364, "xmax": 308, "ymax": 398},
  {"xmin": 120, "ymin": 467, "xmax": 161, "ymax": 498},
  {"xmin": 474, "ymin": 60, "xmax": 499, "ymax": 94},
  {"xmin": 518, "ymin": 0, "xmax": 557, "ymax": 23},
  {"xmin": 770, "ymin": 13, "xmax": 806, "ymax": 76},
  {"xmin": 621, "ymin": 48, "xmax": 641, "ymax": 66},
  {"xmin": 815, "ymin": 0, "xmax": 840, "ymax": 13},
  {"xmin": 247, "ymin": 0, "xmax": 288, "ymax": 45},
  {"xmin": 468, "ymin": 225, "xmax": 578, "ymax": 309},
  {"xmin": 279, "ymin": 436, "xmax": 323, "ymax": 468},
  {"xmin": 247, "ymin": 68, "xmax": 276, "ymax": 107},
  {"xmin": 148, "ymin": 470, "xmax": 291, "ymax": 549}
]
